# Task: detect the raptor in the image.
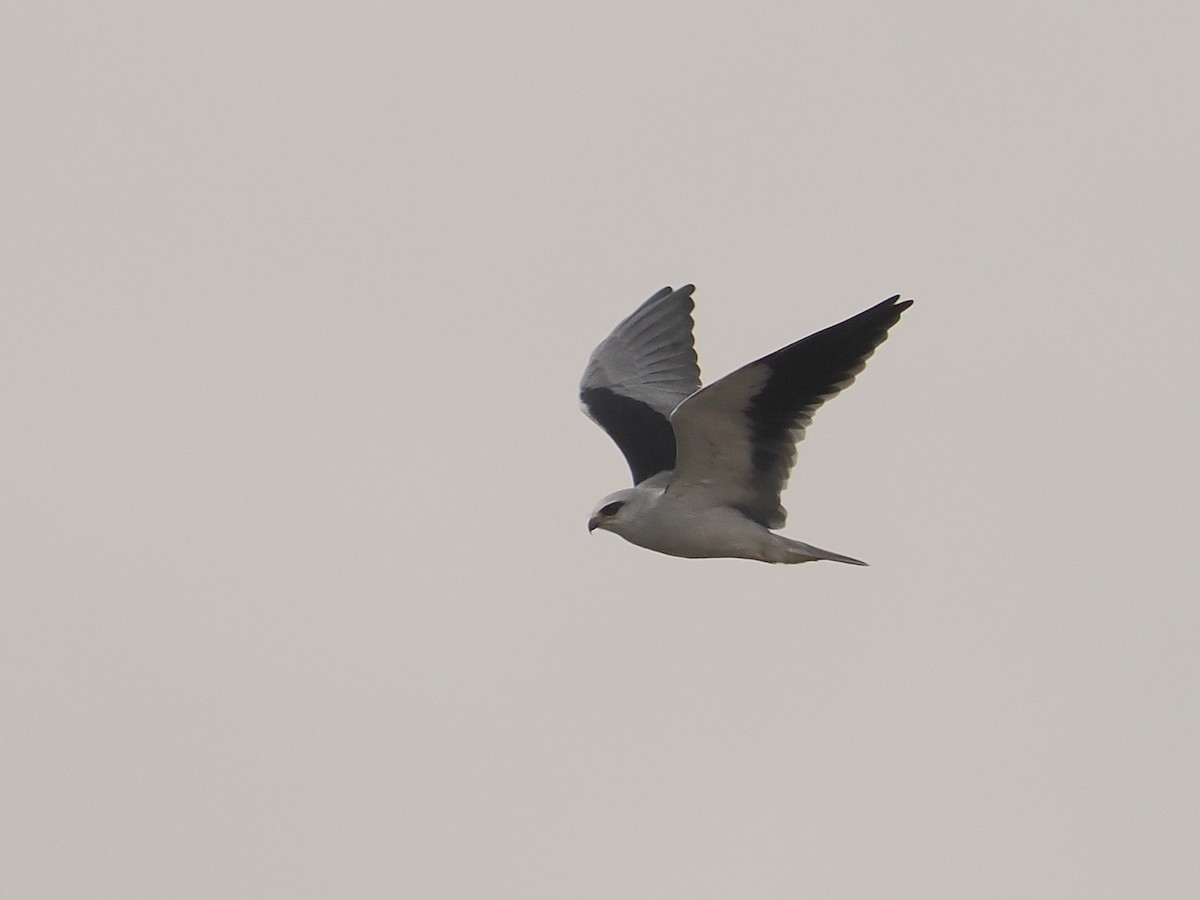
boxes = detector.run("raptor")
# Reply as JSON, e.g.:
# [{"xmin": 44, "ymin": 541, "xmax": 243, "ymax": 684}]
[{"xmin": 581, "ymin": 284, "xmax": 912, "ymax": 564}]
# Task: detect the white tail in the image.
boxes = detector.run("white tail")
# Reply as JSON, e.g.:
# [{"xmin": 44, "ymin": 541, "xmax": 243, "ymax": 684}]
[{"xmin": 779, "ymin": 537, "xmax": 868, "ymax": 566}]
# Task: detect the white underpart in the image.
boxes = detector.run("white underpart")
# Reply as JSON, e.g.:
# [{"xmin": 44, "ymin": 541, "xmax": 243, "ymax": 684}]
[{"xmin": 591, "ymin": 475, "xmax": 866, "ymax": 566}]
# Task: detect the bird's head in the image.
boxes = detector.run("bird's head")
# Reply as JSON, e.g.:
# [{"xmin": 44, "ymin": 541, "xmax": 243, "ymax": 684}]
[{"xmin": 587, "ymin": 488, "xmax": 640, "ymax": 535}]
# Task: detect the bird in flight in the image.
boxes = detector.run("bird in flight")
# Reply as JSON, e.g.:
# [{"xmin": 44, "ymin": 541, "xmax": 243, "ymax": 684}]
[{"xmin": 580, "ymin": 284, "xmax": 912, "ymax": 565}]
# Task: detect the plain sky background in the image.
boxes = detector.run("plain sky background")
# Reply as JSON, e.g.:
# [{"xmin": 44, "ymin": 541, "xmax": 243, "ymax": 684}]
[{"xmin": 4, "ymin": 2, "xmax": 1199, "ymax": 897}]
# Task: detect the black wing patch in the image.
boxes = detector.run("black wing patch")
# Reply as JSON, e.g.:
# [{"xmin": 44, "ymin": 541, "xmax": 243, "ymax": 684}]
[
  {"xmin": 580, "ymin": 386, "xmax": 677, "ymax": 484},
  {"xmin": 740, "ymin": 295, "xmax": 913, "ymax": 526}
]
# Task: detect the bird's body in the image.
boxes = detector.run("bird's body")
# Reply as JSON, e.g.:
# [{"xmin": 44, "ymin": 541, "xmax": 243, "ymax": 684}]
[
  {"xmin": 581, "ymin": 284, "xmax": 911, "ymax": 565},
  {"xmin": 589, "ymin": 473, "xmax": 866, "ymax": 564}
]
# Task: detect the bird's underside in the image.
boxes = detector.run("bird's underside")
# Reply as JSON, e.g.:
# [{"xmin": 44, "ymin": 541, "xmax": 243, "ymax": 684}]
[{"xmin": 580, "ymin": 284, "xmax": 912, "ymax": 565}]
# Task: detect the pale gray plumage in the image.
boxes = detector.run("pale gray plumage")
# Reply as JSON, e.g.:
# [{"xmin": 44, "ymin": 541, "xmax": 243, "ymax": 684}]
[
  {"xmin": 581, "ymin": 284, "xmax": 912, "ymax": 565},
  {"xmin": 580, "ymin": 285, "xmax": 700, "ymax": 421}
]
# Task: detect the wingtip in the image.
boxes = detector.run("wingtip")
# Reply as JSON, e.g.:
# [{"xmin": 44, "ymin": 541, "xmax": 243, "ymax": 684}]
[
  {"xmin": 644, "ymin": 284, "xmax": 696, "ymax": 307},
  {"xmin": 867, "ymin": 295, "xmax": 913, "ymax": 325}
]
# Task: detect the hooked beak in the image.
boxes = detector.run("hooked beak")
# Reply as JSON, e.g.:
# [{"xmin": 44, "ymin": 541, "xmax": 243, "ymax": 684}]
[{"xmin": 587, "ymin": 514, "xmax": 604, "ymax": 533}]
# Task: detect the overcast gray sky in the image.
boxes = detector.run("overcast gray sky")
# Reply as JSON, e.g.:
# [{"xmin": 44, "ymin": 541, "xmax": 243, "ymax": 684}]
[{"xmin": 4, "ymin": 2, "xmax": 1199, "ymax": 897}]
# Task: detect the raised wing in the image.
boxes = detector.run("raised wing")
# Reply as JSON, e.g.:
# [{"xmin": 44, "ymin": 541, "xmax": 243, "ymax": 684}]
[
  {"xmin": 580, "ymin": 285, "xmax": 701, "ymax": 484},
  {"xmin": 667, "ymin": 295, "xmax": 912, "ymax": 527}
]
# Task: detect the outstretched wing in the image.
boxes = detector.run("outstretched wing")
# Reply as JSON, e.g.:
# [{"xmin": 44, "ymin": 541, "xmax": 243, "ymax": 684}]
[
  {"xmin": 667, "ymin": 295, "xmax": 912, "ymax": 527},
  {"xmin": 580, "ymin": 285, "xmax": 701, "ymax": 484}
]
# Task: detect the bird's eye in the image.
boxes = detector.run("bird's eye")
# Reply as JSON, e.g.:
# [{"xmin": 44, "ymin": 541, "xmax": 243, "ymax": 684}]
[{"xmin": 600, "ymin": 501, "xmax": 625, "ymax": 517}]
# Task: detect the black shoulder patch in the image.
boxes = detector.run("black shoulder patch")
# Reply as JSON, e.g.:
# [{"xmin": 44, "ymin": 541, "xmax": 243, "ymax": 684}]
[{"xmin": 581, "ymin": 386, "xmax": 677, "ymax": 484}]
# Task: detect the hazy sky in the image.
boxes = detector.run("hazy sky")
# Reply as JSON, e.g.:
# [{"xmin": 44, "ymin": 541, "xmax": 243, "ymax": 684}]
[{"xmin": 5, "ymin": 3, "xmax": 1199, "ymax": 897}]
